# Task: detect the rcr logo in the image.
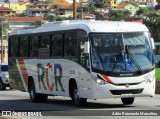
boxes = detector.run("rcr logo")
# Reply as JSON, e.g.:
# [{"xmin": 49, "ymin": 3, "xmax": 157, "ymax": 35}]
[{"xmin": 37, "ymin": 63, "xmax": 65, "ymax": 92}]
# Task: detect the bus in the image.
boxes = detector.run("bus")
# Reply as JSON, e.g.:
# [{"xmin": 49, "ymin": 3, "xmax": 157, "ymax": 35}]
[{"xmin": 8, "ymin": 20, "xmax": 155, "ymax": 107}]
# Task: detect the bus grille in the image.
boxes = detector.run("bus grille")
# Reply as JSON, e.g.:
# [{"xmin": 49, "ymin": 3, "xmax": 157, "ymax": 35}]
[{"xmin": 110, "ymin": 88, "xmax": 144, "ymax": 95}]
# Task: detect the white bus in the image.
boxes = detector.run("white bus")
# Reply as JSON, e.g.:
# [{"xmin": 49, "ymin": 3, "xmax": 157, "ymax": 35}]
[{"xmin": 8, "ymin": 20, "xmax": 155, "ymax": 107}]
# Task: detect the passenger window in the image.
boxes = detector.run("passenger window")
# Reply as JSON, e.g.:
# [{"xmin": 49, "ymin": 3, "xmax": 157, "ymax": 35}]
[
  {"xmin": 19, "ymin": 36, "xmax": 29, "ymax": 57},
  {"xmin": 64, "ymin": 32, "xmax": 77, "ymax": 57},
  {"xmin": 52, "ymin": 34, "xmax": 63, "ymax": 57},
  {"xmin": 9, "ymin": 37, "xmax": 18, "ymax": 57},
  {"xmin": 40, "ymin": 35, "xmax": 50, "ymax": 48},
  {"xmin": 30, "ymin": 36, "xmax": 39, "ymax": 57}
]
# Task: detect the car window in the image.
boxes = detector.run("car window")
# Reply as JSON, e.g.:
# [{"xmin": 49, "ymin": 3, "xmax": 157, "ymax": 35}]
[{"xmin": 1, "ymin": 65, "xmax": 8, "ymax": 71}]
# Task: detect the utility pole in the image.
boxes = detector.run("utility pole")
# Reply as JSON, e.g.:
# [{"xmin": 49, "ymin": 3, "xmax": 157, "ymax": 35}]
[
  {"xmin": 73, "ymin": 0, "xmax": 77, "ymax": 20},
  {"xmin": 1, "ymin": 18, "xmax": 3, "ymax": 63}
]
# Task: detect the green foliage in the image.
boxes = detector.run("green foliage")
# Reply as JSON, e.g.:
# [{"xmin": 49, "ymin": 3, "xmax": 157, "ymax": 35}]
[
  {"xmin": 95, "ymin": 12, "xmax": 103, "ymax": 20},
  {"xmin": 95, "ymin": 2, "xmax": 105, "ymax": 8},
  {"xmin": 155, "ymin": 5, "xmax": 160, "ymax": 10},
  {"xmin": 43, "ymin": 13, "xmax": 56, "ymax": 22},
  {"xmin": 136, "ymin": 7, "xmax": 148, "ymax": 15},
  {"xmin": 0, "ymin": 20, "xmax": 10, "ymax": 40},
  {"xmin": 43, "ymin": 13, "xmax": 73, "ymax": 22},
  {"xmin": 156, "ymin": 68, "xmax": 160, "ymax": 81},
  {"xmin": 109, "ymin": 10, "xmax": 131, "ymax": 21},
  {"xmin": 52, "ymin": 4, "xmax": 59, "ymax": 16},
  {"xmin": 144, "ymin": 13, "xmax": 160, "ymax": 41},
  {"xmin": 87, "ymin": 0, "xmax": 96, "ymax": 14}
]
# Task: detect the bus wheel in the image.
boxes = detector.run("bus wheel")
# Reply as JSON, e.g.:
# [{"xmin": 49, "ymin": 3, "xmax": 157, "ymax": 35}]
[
  {"xmin": 121, "ymin": 97, "xmax": 134, "ymax": 105},
  {"xmin": 72, "ymin": 83, "xmax": 87, "ymax": 107},
  {"xmin": 29, "ymin": 80, "xmax": 48, "ymax": 103},
  {"xmin": 0, "ymin": 79, "xmax": 6, "ymax": 90}
]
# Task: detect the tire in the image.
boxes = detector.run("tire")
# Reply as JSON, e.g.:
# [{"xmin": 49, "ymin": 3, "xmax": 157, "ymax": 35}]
[
  {"xmin": 72, "ymin": 83, "xmax": 87, "ymax": 107},
  {"xmin": 121, "ymin": 97, "xmax": 135, "ymax": 105},
  {"xmin": 0, "ymin": 79, "xmax": 6, "ymax": 90},
  {"xmin": 29, "ymin": 80, "xmax": 48, "ymax": 103}
]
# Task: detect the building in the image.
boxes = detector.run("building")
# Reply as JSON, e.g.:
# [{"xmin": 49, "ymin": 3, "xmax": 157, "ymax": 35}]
[
  {"xmin": 3, "ymin": 0, "xmax": 31, "ymax": 16},
  {"xmin": 7, "ymin": 16, "xmax": 42, "ymax": 31},
  {"xmin": 119, "ymin": 2, "xmax": 139, "ymax": 16},
  {"xmin": 104, "ymin": 0, "xmax": 119, "ymax": 8},
  {"xmin": 0, "ymin": 7, "xmax": 16, "ymax": 17},
  {"xmin": 123, "ymin": 0, "xmax": 154, "ymax": 7},
  {"xmin": 26, "ymin": 2, "xmax": 50, "ymax": 17}
]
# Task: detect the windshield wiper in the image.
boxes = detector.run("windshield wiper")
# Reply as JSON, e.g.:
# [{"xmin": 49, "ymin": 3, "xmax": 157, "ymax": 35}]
[{"xmin": 125, "ymin": 46, "xmax": 142, "ymax": 74}]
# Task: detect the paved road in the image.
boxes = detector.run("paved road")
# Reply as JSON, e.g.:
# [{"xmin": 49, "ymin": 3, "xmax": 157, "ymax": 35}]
[{"xmin": 0, "ymin": 89, "xmax": 160, "ymax": 118}]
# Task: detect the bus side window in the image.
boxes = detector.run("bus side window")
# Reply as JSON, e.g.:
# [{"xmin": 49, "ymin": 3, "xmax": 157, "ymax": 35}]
[
  {"xmin": 52, "ymin": 34, "xmax": 63, "ymax": 57},
  {"xmin": 78, "ymin": 30, "xmax": 88, "ymax": 69},
  {"xmin": 40, "ymin": 35, "xmax": 50, "ymax": 48},
  {"xmin": 30, "ymin": 36, "xmax": 39, "ymax": 57},
  {"xmin": 9, "ymin": 36, "xmax": 18, "ymax": 57},
  {"xmin": 19, "ymin": 36, "xmax": 29, "ymax": 57},
  {"xmin": 64, "ymin": 31, "xmax": 77, "ymax": 57}
]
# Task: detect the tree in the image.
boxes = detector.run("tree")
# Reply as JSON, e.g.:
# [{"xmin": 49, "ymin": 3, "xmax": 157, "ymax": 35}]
[
  {"xmin": 43, "ymin": 13, "xmax": 56, "ymax": 22},
  {"xmin": 0, "ymin": 18, "xmax": 10, "ymax": 41},
  {"xmin": 52, "ymin": 4, "xmax": 59, "ymax": 16},
  {"xmin": 43, "ymin": 13, "xmax": 73, "ymax": 22},
  {"xmin": 136, "ymin": 7, "xmax": 148, "ymax": 16},
  {"xmin": 108, "ymin": 10, "xmax": 131, "ymax": 21},
  {"xmin": 87, "ymin": 0, "xmax": 96, "ymax": 14},
  {"xmin": 95, "ymin": 12, "xmax": 104, "ymax": 20},
  {"xmin": 144, "ymin": 13, "xmax": 160, "ymax": 41},
  {"xmin": 95, "ymin": 1, "xmax": 105, "ymax": 8},
  {"xmin": 155, "ymin": 5, "xmax": 160, "ymax": 10}
]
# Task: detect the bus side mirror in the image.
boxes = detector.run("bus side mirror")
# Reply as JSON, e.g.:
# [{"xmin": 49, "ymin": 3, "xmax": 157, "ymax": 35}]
[
  {"xmin": 151, "ymin": 38, "xmax": 155, "ymax": 50},
  {"xmin": 84, "ymin": 42, "xmax": 90, "ymax": 53}
]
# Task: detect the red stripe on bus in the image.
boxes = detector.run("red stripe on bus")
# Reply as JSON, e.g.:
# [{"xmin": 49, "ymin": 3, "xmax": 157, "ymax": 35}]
[
  {"xmin": 18, "ymin": 59, "xmax": 28, "ymax": 88},
  {"xmin": 100, "ymin": 74, "xmax": 113, "ymax": 84}
]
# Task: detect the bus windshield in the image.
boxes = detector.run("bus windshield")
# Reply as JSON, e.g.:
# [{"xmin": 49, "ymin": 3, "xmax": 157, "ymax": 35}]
[{"xmin": 90, "ymin": 32, "xmax": 153, "ymax": 75}]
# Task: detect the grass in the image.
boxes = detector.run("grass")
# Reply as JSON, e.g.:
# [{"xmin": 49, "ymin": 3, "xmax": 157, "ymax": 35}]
[{"xmin": 156, "ymin": 68, "xmax": 160, "ymax": 81}]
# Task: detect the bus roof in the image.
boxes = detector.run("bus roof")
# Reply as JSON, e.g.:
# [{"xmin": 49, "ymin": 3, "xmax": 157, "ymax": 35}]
[{"xmin": 9, "ymin": 20, "xmax": 149, "ymax": 35}]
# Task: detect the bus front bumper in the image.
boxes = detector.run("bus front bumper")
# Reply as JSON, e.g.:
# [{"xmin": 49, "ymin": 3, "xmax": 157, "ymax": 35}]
[{"xmin": 91, "ymin": 79, "xmax": 155, "ymax": 99}]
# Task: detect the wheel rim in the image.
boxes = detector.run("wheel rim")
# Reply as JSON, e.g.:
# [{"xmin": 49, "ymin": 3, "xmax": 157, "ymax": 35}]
[{"xmin": 73, "ymin": 88, "xmax": 79, "ymax": 103}]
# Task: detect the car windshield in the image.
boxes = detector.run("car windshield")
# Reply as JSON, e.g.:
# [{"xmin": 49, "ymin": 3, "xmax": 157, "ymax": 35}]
[
  {"xmin": 90, "ymin": 32, "xmax": 153, "ymax": 74},
  {"xmin": 1, "ymin": 65, "xmax": 8, "ymax": 72}
]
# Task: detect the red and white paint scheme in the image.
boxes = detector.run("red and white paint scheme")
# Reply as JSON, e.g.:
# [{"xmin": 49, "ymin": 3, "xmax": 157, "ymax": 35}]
[{"xmin": 8, "ymin": 20, "xmax": 155, "ymax": 106}]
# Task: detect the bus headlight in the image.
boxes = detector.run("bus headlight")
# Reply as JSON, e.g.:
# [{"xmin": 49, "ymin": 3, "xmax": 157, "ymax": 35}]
[
  {"xmin": 92, "ymin": 75, "xmax": 107, "ymax": 85},
  {"xmin": 144, "ymin": 77, "xmax": 155, "ymax": 83}
]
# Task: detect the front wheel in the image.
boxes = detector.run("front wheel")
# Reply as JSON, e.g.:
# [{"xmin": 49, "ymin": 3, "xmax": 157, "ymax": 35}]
[
  {"xmin": 121, "ymin": 97, "xmax": 135, "ymax": 105},
  {"xmin": 29, "ymin": 80, "xmax": 48, "ymax": 103},
  {"xmin": 72, "ymin": 83, "xmax": 87, "ymax": 107},
  {"xmin": 0, "ymin": 79, "xmax": 6, "ymax": 90}
]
